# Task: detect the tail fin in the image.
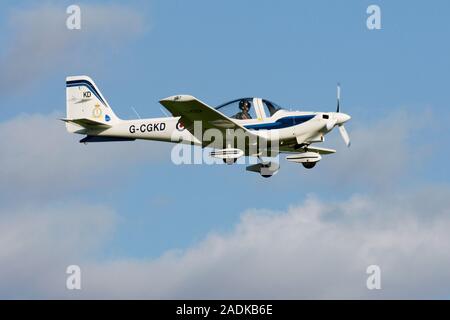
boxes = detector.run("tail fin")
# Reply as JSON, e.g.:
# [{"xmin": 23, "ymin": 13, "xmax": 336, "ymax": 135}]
[{"xmin": 65, "ymin": 76, "xmax": 120, "ymax": 133}]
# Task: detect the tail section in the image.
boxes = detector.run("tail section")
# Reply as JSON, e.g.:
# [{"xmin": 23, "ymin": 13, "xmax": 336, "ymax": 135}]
[{"xmin": 65, "ymin": 76, "xmax": 120, "ymax": 133}]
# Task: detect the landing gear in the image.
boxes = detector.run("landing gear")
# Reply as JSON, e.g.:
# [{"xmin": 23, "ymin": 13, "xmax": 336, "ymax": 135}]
[
  {"xmin": 286, "ymin": 152, "xmax": 321, "ymax": 169},
  {"xmin": 302, "ymin": 162, "xmax": 316, "ymax": 169},
  {"xmin": 246, "ymin": 157, "xmax": 280, "ymax": 178},
  {"xmin": 223, "ymin": 158, "xmax": 237, "ymax": 165}
]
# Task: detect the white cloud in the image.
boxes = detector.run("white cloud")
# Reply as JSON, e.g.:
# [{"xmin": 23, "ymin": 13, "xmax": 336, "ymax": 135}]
[
  {"xmin": 76, "ymin": 188, "xmax": 450, "ymax": 299},
  {"xmin": 1, "ymin": 187, "xmax": 449, "ymax": 299},
  {"xmin": 0, "ymin": 3, "xmax": 146, "ymax": 95}
]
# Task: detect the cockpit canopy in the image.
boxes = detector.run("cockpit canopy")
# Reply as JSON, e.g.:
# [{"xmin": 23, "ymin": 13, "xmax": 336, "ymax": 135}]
[{"xmin": 215, "ymin": 98, "xmax": 283, "ymax": 119}]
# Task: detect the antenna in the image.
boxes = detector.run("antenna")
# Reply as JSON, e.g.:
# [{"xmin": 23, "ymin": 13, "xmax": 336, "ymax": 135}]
[
  {"xmin": 159, "ymin": 107, "xmax": 170, "ymax": 117},
  {"xmin": 131, "ymin": 107, "xmax": 141, "ymax": 119}
]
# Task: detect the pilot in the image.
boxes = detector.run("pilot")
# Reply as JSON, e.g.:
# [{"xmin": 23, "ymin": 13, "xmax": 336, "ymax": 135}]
[{"xmin": 236, "ymin": 100, "xmax": 252, "ymax": 120}]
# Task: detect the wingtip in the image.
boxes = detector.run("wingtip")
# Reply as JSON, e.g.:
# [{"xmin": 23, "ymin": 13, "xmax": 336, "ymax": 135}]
[{"xmin": 159, "ymin": 95, "xmax": 196, "ymax": 103}]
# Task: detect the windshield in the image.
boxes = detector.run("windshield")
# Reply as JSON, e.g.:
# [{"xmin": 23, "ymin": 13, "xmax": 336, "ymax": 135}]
[
  {"xmin": 216, "ymin": 98, "xmax": 284, "ymax": 119},
  {"xmin": 262, "ymin": 99, "xmax": 283, "ymax": 117}
]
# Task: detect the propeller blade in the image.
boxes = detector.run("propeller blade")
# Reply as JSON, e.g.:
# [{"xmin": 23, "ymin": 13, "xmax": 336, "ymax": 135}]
[
  {"xmin": 336, "ymin": 83, "xmax": 341, "ymax": 113},
  {"xmin": 338, "ymin": 125, "xmax": 351, "ymax": 147}
]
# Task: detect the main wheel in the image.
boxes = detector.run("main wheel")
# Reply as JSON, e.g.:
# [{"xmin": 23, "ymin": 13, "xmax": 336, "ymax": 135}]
[
  {"xmin": 223, "ymin": 158, "xmax": 237, "ymax": 165},
  {"xmin": 302, "ymin": 162, "xmax": 316, "ymax": 169}
]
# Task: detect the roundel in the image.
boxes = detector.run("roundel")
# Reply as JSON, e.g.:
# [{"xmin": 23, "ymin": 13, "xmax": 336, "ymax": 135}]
[{"xmin": 176, "ymin": 119, "xmax": 185, "ymax": 131}]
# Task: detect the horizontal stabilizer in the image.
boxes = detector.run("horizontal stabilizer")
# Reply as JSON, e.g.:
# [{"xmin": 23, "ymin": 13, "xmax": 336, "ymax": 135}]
[{"xmin": 61, "ymin": 118, "xmax": 111, "ymax": 129}]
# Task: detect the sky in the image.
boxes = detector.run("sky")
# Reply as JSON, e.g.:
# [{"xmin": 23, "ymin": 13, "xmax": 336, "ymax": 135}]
[{"xmin": 0, "ymin": 0, "xmax": 450, "ymax": 299}]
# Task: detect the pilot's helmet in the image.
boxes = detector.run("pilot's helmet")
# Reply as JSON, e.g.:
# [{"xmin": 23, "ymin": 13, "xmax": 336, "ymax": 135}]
[{"xmin": 239, "ymin": 100, "xmax": 250, "ymax": 110}]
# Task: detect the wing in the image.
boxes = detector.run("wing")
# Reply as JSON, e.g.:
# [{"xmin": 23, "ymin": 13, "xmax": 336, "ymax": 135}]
[{"xmin": 159, "ymin": 95, "xmax": 255, "ymax": 140}]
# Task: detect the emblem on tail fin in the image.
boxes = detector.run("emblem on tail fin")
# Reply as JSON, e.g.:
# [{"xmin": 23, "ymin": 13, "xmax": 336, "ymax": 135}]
[{"xmin": 92, "ymin": 104, "xmax": 102, "ymax": 118}]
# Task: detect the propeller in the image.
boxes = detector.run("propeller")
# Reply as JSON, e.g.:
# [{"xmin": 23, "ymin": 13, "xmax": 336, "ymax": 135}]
[
  {"xmin": 325, "ymin": 83, "xmax": 341, "ymax": 130},
  {"xmin": 336, "ymin": 83, "xmax": 341, "ymax": 113},
  {"xmin": 334, "ymin": 83, "xmax": 351, "ymax": 147},
  {"xmin": 339, "ymin": 125, "xmax": 351, "ymax": 147}
]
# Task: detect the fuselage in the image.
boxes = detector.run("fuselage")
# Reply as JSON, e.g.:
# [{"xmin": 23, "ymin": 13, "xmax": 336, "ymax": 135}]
[{"xmin": 87, "ymin": 109, "xmax": 350, "ymax": 153}]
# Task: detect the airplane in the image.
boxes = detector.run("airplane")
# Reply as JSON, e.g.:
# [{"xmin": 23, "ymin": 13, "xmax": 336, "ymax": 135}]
[{"xmin": 62, "ymin": 76, "xmax": 351, "ymax": 178}]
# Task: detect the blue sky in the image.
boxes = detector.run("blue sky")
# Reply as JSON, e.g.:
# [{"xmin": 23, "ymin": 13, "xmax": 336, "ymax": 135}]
[{"xmin": 0, "ymin": 1, "xmax": 450, "ymax": 298}]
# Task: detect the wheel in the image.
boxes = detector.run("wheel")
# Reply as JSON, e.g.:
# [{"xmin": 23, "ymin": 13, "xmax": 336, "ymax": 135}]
[
  {"xmin": 223, "ymin": 158, "xmax": 237, "ymax": 165},
  {"xmin": 259, "ymin": 161, "xmax": 279, "ymax": 177},
  {"xmin": 302, "ymin": 161, "xmax": 316, "ymax": 169}
]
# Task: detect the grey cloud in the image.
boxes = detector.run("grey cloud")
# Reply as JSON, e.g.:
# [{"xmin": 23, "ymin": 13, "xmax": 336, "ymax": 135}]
[
  {"xmin": 0, "ymin": 113, "xmax": 170, "ymax": 202},
  {"xmin": 330, "ymin": 110, "xmax": 418, "ymax": 186},
  {"xmin": 0, "ymin": 3, "xmax": 146, "ymax": 95},
  {"xmin": 0, "ymin": 202, "xmax": 117, "ymax": 299},
  {"xmin": 279, "ymin": 109, "xmax": 430, "ymax": 192},
  {"xmin": 0, "ymin": 110, "xmax": 169, "ymax": 298}
]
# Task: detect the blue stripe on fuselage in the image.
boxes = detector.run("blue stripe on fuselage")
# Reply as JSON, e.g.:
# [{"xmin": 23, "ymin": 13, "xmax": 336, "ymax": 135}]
[
  {"xmin": 244, "ymin": 114, "xmax": 315, "ymax": 130},
  {"xmin": 66, "ymin": 80, "xmax": 107, "ymax": 107}
]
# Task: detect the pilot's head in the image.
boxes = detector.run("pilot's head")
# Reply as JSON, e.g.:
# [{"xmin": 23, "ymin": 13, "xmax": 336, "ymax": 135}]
[{"xmin": 239, "ymin": 100, "xmax": 250, "ymax": 111}]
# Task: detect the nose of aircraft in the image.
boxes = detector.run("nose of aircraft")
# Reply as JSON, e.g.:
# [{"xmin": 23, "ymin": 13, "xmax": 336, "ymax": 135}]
[{"xmin": 336, "ymin": 113, "xmax": 351, "ymax": 124}]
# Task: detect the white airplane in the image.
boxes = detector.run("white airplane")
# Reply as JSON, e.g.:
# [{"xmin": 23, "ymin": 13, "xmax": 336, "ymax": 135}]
[{"xmin": 63, "ymin": 76, "xmax": 351, "ymax": 178}]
